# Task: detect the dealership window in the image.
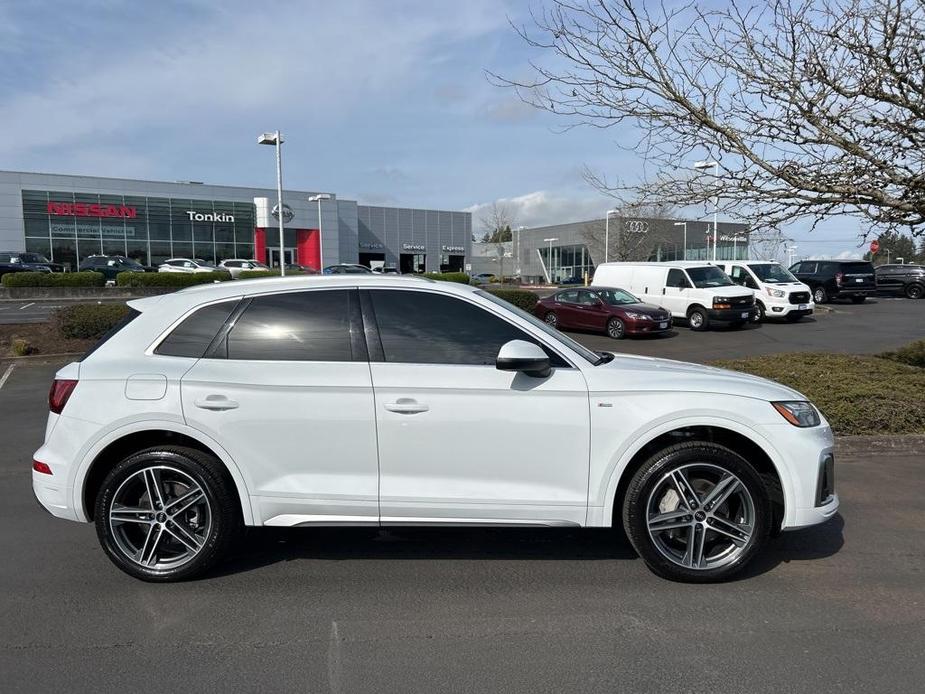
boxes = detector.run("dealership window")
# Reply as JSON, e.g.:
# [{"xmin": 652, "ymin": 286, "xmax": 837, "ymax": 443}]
[
  {"xmin": 370, "ymin": 289, "xmax": 566, "ymax": 367},
  {"xmin": 224, "ymin": 290, "xmax": 356, "ymax": 362}
]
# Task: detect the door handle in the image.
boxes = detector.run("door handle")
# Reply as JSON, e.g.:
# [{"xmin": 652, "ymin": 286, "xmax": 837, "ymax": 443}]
[
  {"xmin": 384, "ymin": 398, "xmax": 429, "ymax": 414},
  {"xmin": 194, "ymin": 395, "xmax": 239, "ymax": 411}
]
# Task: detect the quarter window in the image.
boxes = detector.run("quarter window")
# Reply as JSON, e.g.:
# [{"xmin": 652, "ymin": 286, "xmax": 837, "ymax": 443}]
[
  {"xmin": 370, "ymin": 290, "xmax": 567, "ymax": 367},
  {"xmin": 226, "ymin": 290, "xmax": 357, "ymax": 362},
  {"xmin": 155, "ymin": 300, "xmax": 239, "ymax": 358}
]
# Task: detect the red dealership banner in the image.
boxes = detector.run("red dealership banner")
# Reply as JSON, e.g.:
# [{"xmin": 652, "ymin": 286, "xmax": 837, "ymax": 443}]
[{"xmin": 47, "ymin": 201, "xmax": 137, "ymax": 219}]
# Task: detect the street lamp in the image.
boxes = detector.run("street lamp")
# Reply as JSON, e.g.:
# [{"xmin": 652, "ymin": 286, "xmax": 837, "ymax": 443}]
[
  {"xmin": 673, "ymin": 221, "xmax": 687, "ymax": 260},
  {"xmin": 785, "ymin": 245, "xmax": 798, "ymax": 267},
  {"xmin": 604, "ymin": 209, "xmax": 619, "ymax": 262},
  {"xmin": 543, "ymin": 237, "xmax": 559, "ymax": 284},
  {"xmin": 258, "ymin": 131, "xmax": 286, "ymax": 276},
  {"xmin": 309, "ymin": 193, "xmax": 332, "ymax": 272},
  {"xmin": 694, "ymin": 160, "xmax": 719, "ymax": 261},
  {"xmin": 516, "ymin": 226, "xmax": 527, "ymax": 279}
]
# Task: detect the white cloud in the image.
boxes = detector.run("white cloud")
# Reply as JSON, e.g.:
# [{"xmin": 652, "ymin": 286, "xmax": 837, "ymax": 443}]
[{"xmin": 465, "ymin": 190, "xmax": 611, "ymax": 232}]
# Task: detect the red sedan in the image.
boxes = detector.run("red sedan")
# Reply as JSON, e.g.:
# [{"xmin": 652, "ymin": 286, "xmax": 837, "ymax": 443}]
[{"xmin": 534, "ymin": 287, "xmax": 672, "ymax": 339}]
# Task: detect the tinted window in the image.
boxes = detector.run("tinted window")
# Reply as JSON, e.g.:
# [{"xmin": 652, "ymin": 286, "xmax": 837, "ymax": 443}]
[
  {"xmin": 156, "ymin": 300, "xmax": 238, "ymax": 358},
  {"xmin": 557, "ymin": 290, "xmax": 579, "ymax": 303},
  {"xmin": 577, "ymin": 291, "xmax": 599, "ymax": 305},
  {"xmin": 666, "ymin": 269, "xmax": 689, "ymax": 288},
  {"xmin": 842, "ymin": 262, "xmax": 874, "ymax": 274},
  {"xmin": 371, "ymin": 290, "xmax": 567, "ymax": 367},
  {"xmin": 226, "ymin": 290, "xmax": 355, "ymax": 361}
]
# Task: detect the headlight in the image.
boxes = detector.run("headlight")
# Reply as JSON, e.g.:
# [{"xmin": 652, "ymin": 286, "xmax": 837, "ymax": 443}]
[
  {"xmin": 772, "ymin": 401, "xmax": 821, "ymax": 427},
  {"xmin": 765, "ymin": 287, "xmax": 785, "ymax": 298},
  {"xmin": 624, "ymin": 311, "xmax": 651, "ymax": 320}
]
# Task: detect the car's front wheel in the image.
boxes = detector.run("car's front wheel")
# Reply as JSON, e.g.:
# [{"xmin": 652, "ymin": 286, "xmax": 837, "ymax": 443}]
[
  {"xmin": 95, "ymin": 446, "xmax": 240, "ymax": 582},
  {"xmin": 606, "ymin": 317, "xmax": 626, "ymax": 339},
  {"xmin": 622, "ymin": 442, "xmax": 771, "ymax": 582},
  {"xmin": 687, "ymin": 306, "xmax": 710, "ymax": 331},
  {"xmin": 813, "ymin": 286, "xmax": 828, "ymax": 304}
]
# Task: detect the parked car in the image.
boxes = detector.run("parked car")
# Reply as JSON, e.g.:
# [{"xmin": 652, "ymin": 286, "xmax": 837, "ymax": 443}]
[
  {"xmin": 875, "ymin": 263, "xmax": 925, "ymax": 300},
  {"xmin": 0, "ymin": 251, "xmax": 64, "ymax": 273},
  {"xmin": 535, "ymin": 287, "xmax": 672, "ymax": 339},
  {"xmin": 788, "ymin": 259, "xmax": 876, "ymax": 304},
  {"xmin": 0, "ymin": 258, "xmax": 49, "ymax": 278},
  {"xmin": 717, "ymin": 261, "xmax": 813, "ymax": 322},
  {"xmin": 218, "ymin": 259, "xmax": 270, "ymax": 278},
  {"xmin": 285, "ymin": 263, "xmax": 319, "ymax": 274},
  {"xmin": 33, "ymin": 276, "xmax": 837, "ymax": 583},
  {"xmin": 592, "ymin": 262, "xmax": 756, "ymax": 331},
  {"xmin": 158, "ymin": 258, "xmax": 218, "ymax": 274},
  {"xmin": 371, "ymin": 266, "xmax": 400, "ymax": 275},
  {"xmin": 559, "ymin": 275, "xmax": 584, "ymax": 285},
  {"xmin": 79, "ymin": 255, "xmax": 151, "ymax": 281},
  {"xmin": 470, "ymin": 272, "xmax": 497, "ymax": 285},
  {"xmin": 323, "ymin": 263, "xmax": 373, "ymax": 274}
]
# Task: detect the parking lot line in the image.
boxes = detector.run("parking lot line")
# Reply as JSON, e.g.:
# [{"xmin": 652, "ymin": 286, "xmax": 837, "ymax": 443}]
[
  {"xmin": 0, "ymin": 363, "xmax": 15, "ymax": 391},
  {"xmin": 18, "ymin": 302, "xmax": 35, "ymax": 310}
]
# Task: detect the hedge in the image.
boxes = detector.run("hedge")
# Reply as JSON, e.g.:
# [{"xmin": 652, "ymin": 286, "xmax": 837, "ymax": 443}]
[
  {"xmin": 1, "ymin": 271, "xmax": 105, "ymax": 288},
  {"xmin": 55, "ymin": 303, "xmax": 131, "ymax": 339},
  {"xmin": 485, "ymin": 288, "xmax": 539, "ymax": 312},
  {"xmin": 880, "ymin": 339, "xmax": 925, "ymax": 369},
  {"xmin": 116, "ymin": 271, "xmax": 232, "ymax": 287},
  {"xmin": 422, "ymin": 272, "xmax": 471, "ymax": 284}
]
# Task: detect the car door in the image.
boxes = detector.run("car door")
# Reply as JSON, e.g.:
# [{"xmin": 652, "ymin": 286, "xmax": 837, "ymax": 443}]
[
  {"xmin": 662, "ymin": 268, "xmax": 692, "ymax": 317},
  {"xmin": 554, "ymin": 290, "xmax": 581, "ymax": 329},
  {"xmin": 577, "ymin": 290, "xmax": 609, "ymax": 330},
  {"xmin": 365, "ymin": 287, "xmax": 591, "ymax": 525},
  {"xmin": 179, "ymin": 288, "xmax": 380, "ymax": 526}
]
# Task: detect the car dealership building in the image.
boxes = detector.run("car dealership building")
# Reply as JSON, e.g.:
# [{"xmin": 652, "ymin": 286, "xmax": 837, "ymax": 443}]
[{"xmin": 0, "ymin": 170, "xmax": 471, "ymax": 272}]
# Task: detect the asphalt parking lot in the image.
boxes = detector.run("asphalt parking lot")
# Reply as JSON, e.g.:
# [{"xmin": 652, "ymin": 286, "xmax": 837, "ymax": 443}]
[{"xmin": 1, "ymin": 320, "xmax": 924, "ymax": 691}]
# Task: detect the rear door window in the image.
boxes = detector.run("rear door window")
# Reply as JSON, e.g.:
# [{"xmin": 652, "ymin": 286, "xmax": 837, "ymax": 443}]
[{"xmin": 155, "ymin": 300, "xmax": 240, "ymax": 358}]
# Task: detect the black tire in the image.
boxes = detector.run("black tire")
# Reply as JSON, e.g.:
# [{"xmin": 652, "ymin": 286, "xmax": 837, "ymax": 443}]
[
  {"xmin": 95, "ymin": 445, "xmax": 241, "ymax": 582},
  {"xmin": 622, "ymin": 442, "xmax": 771, "ymax": 583},
  {"xmin": 905, "ymin": 283, "xmax": 924, "ymax": 300},
  {"xmin": 850, "ymin": 296, "xmax": 866, "ymax": 304},
  {"xmin": 813, "ymin": 286, "xmax": 828, "ymax": 304},
  {"xmin": 544, "ymin": 311, "xmax": 559, "ymax": 328},
  {"xmin": 687, "ymin": 306, "xmax": 710, "ymax": 331},
  {"xmin": 751, "ymin": 302, "xmax": 765, "ymax": 323},
  {"xmin": 606, "ymin": 317, "xmax": 626, "ymax": 339}
]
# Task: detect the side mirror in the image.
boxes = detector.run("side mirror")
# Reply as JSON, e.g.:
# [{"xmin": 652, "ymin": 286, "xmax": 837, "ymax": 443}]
[{"xmin": 496, "ymin": 340, "xmax": 551, "ymax": 378}]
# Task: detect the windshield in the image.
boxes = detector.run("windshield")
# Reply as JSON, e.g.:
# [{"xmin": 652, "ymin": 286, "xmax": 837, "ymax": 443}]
[
  {"xmin": 476, "ymin": 290, "xmax": 600, "ymax": 364},
  {"xmin": 748, "ymin": 263, "xmax": 797, "ymax": 283},
  {"xmin": 593, "ymin": 288, "xmax": 639, "ymax": 306},
  {"xmin": 22, "ymin": 253, "xmax": 51, "ymax": 263},
  {"xmin": 687, "ymin": 266, "xmax": 733, "ymax": 288}
]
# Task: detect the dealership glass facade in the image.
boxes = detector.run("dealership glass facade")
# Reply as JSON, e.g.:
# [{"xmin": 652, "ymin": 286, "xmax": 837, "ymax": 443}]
[{"xmin": 22, "ymin": 190, "xmax": 256, "ymax": 269}]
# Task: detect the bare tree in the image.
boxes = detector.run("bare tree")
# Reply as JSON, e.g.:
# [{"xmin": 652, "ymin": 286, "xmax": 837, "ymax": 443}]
[
  {"xmin": 581, "ymin": 199, "xmax": 677, "ymax": 261},
  {"xmin": 492, "ymin": 0, "xmax": 925, "ymax": 237},
  {"xmin": 479, "ymin": 202, "xmax": 515, "ymax": 243}
]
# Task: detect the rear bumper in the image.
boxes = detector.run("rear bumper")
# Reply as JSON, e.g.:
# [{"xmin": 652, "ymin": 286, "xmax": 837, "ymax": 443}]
[{"xmin": 833, "ymin": 286, "xmax": 874, "ymax": 297}]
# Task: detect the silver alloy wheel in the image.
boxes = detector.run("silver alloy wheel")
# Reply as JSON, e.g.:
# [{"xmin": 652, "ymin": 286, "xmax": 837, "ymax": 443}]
[
  {"xmin": 108, "ymin": 465, "xmax": 212, "ymax": 571},
  {"xmin": 545, "ymin": 312, "xmax": 558, "ymax": 327},
  {"xmin": 689, "ymin": 311, "xmax": 704, "ymax": 328},
  {"xmin": 813, "ymin": 287, "xmax": 826, "ymax": 303},
  {"xmin": 607, "ymin": 317, "xmax": 625, "ymax": 339},
  {"xmin": 646, "ymin": 463, "xmax": 755, "ymax": 571}
]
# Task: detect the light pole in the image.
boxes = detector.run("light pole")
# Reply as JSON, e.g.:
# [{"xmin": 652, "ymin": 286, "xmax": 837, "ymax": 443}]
[
  {"xmin": 694, "ymin": 160, "xmax": 719, "ymax": 261},
  {"xmin": 309, "ymin": 193, "xmax": 332, "ymax": 271},
  {"xmin": 543, "ymin": 237, "xmax": 559, "ymax": 284},
  {"xmin": 673, "ymin": 221, "xmax": 687, "ymax": 260},
  {"xmin": 785, "ymin": 245, "xmax": 798, "ymax": 267},
  {"xmin": 604, "ymin": 209, "xmax": 618, "ymax": 262},
  {"xmin": 515, "ymin": 226, "xmax": 526, "ymax": 279},
  {"xmin": 258, "ymin": 131, "xmax": 286, "ymax": 276}
]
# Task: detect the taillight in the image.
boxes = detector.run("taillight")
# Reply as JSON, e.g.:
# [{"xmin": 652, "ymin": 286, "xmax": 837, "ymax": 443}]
[
  {"xmin": 48, "ymin": 379, "xmax": 78, "ymax": 414},
  {"xmin": 835, "ymin": 272, "xmax": 843, "ymax": 287}
]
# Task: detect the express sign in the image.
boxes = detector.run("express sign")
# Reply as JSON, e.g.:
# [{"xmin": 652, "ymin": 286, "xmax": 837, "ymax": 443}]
[{"xmin": 47, "ymin": 202, "xmax": 137, "ymax": 219}]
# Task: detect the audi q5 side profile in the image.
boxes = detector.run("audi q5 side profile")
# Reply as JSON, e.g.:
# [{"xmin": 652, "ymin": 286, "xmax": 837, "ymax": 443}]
[{"xmin": 33, "ymin": 276, "xmax": 838, "ymax": 583}]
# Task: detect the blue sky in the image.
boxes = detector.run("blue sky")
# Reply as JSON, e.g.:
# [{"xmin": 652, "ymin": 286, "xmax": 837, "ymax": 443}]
[{"xmin": 0, "ymin": 0, "xmax": 869, "ymax": 259}]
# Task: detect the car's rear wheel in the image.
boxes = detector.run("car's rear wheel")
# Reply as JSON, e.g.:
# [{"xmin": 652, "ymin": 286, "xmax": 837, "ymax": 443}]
[
  {"xmin": 622, "ymin": 442, "xmax": 771, "ymax": 582},
  {"xmin": 606, "ymin": 317, "xmax": 626, "ymax": 339},
  {"xmin": 904, "ymin": 284, "xmax": 923, "ymax": 299},
  {"xmin": 687, "ymin": 306, "xmax": 710, "ymax": 331},
  {"xmin": 813, "ymin": 286, "xmax": 828, "ymax": 304},
  {"xmin": 95, "ymin": 446, "xmax": 240, "ymax": 582},
  {"xmin": 544, "ymin": 311, "xmax": 559, "ymax": 328},
  {"xmin": 850, "ymin": 296, "xmax": 866, "ymax": 304}
]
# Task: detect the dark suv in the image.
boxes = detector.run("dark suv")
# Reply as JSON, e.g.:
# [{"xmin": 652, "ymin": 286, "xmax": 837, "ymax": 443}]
[
  {"xmin": 789, "ymin": 259, "xmax": 876, "ymax": 304},
  {"xmin": 78, "ymin": 255, "xmax": 151, "ymax": 281},
  {"xmin": 0, "ymin": 251, "xmax": 64, "ymax": 273},
  {"xmin": 875, "ymin": 264, "xmax": 925, "ymax": 300}
]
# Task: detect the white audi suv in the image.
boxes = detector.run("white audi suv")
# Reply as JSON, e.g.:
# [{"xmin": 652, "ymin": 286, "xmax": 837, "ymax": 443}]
[{"xmin": 32, "ymin": 276, "xmax": 838, "ymax": 582}]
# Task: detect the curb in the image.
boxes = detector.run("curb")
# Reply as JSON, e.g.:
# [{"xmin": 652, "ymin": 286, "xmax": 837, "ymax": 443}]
[{"xmin": 836, "ymin": 435, "xmax": 925, "ymax": 457}]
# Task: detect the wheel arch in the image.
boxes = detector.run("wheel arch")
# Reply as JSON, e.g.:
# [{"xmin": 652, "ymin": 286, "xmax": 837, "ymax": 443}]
[
  {"xmin": 605, "ymin": 424, "xmax": 786, "ymax": 534},
  {"xmin": 75, "ymin": 423, "xmax": 254, "ymax": 525}
]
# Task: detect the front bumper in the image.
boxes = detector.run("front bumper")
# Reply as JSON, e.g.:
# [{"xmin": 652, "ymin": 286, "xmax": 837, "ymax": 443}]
[
  {"xmin": 708, "ymin": 306, "xmax": 757, "ymax": 322},
  {"xmin": 625, "ymin": 317, "xmax": 672, "ymax": 335}
]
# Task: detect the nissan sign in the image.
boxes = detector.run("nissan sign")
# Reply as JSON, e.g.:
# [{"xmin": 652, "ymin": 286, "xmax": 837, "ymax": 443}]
[{"xmin": 272, "ymin": 203, "xmax": 294, "ymax": 224}]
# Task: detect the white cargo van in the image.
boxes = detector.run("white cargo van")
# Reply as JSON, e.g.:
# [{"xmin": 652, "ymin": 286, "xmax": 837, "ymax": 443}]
[
  {"xmin": 592, "ymin": 262, "xmax": 757, "ymax": 330},
  {"xmin": 717, "ymin": 261, "xmax": 813, "ymax": 322}
]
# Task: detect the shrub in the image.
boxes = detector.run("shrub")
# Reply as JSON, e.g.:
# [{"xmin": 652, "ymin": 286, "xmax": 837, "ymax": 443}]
[
  {"xmin": 1, "ymin": 271, "xmax": 105, "ymax": 287},
  {"xmin": 236, "ymin": 269, "xmax": 309, "ymax": 279},
  {"xmin": 11, "ymin": 338, "xmax": 34, "ymax": 356},
  {"xmin": 880, "ymin": 339, "xmax": 925, "ymax": 368},
  {"xmin": 422, "ymin": 272, "xmax": 471, "ymax": 284},
  {"xmin": 55, "ymin": 303, "xmax": 131, "ymax": 339},
  {"xmin": 116, "ymin": 271, "xmax": 232, "ymax": 287},
  {"xmin": 486, "ymin": 288, "xmax": 539, "ymax": 312}
]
